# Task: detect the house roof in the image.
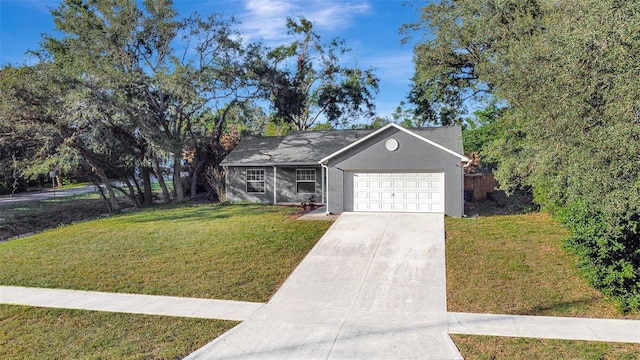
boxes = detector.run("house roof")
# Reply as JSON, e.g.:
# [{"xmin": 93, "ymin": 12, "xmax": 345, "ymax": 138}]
[
  {"xmin": 221, "ymin": 124, "xmax": 466, "ymax": 166},
  {"xmin": 320, "ymin": 123, "xmax": 469, "ymax": 163}
]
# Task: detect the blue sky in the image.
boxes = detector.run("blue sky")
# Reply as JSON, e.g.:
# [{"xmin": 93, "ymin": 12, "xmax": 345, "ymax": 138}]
[{"xmin": 0, "ymin": 0, "xmax": 424, "ymax": 119}]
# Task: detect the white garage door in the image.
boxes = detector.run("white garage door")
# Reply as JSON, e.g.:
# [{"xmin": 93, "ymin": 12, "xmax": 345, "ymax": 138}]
[{"xmin": 353, "ymin": 172, "xmax": 444, "ymax": 213}]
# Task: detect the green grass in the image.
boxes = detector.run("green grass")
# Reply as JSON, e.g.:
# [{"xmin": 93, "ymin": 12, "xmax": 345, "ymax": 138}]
[
  {"xmin": 446, "ymin": 212, "xmax": 640, "ymax": 358},
  {"xmin": 0, "ymin": 193, "xmax": 113, "ymax": 241},
  {"xmin": 55, "ymin": 182, "xmax": 91, "ymax": 189},
  {"xmin": 445, "ymin": 213, "xmax": 639, "ymax": 318},
  {"xmin": 0, "ymin": 203, "xmax": 332, "ymax": 302},
  {"xmin": 0, "ymin": 304, "xmax": 236, "ymax": 360},
  {"xmin": 451, "ymin": 335, "xmax": 640, "ymax": 360},
  {"xmin": 1, "ymin": 203, "xmax": 331, "ymax": 357},
  {"xmin": 5, "ymin": 206, "xmax": 640, "ymax": 358}
]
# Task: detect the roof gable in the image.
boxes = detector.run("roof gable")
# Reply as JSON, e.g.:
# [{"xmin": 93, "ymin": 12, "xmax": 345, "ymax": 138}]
[{"xmin": 320, "ymin": 123, "xmax": 469, "ymax": 163}]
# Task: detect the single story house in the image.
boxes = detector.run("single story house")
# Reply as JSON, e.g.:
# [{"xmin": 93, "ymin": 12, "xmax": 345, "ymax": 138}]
[{"xmin": 221, "ymin": 123, "xmax": 470, "ymax": 217}]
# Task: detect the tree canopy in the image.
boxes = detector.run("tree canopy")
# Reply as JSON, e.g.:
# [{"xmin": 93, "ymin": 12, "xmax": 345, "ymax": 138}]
[
  {"xmin": 1, "ymin": 1, "xmax": 380, "ymax": 207},
  {"xmin": 266, "ymin": 17, "xmax": 379, "ymax": 130},
  {"xmin": 409, "ymin": 0, "xmax": 640, "ymax": 310}
]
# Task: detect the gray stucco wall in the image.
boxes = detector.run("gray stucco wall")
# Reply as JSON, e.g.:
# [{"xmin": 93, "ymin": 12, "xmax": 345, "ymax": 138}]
[
  {"xmin": 325, "ymin": 127, "xmax": 464, "ymax": 217},
  {"xmin": 226, "ymin": 166, "xmax": 323, "ymax": 204},
  {"xmin": 226, "ymin": 166, "xmax": 274, "ymax": 204},
  {"xmin": 273, "ymin": 167, "xmax": 322, "ymax": 203}
]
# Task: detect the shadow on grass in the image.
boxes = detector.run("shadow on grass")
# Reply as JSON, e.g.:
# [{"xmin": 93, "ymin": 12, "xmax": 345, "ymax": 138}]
[
  {"xmin": 465, "ymin": 190, "xmax": 539, "ymax": 217},
  {"xmin": 123, "ymin": 203, "xmax": 288, "ymax": 224},
  {"xmin": 516, "ymin": 296, "xmax": 606, "ymax": 316}
]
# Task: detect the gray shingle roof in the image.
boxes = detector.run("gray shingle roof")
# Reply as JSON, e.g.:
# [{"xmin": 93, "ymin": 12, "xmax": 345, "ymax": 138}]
[
  {"xmin": 220, "ymin": 136, "xmax": 285, "ymax": 166},
  {"xmin": 221, "ymin": 126, "xmax": 464, "ymax": 166},
  {"xmin": 411, "ymin": 126, "xmax": 464, "ymax": 155}
]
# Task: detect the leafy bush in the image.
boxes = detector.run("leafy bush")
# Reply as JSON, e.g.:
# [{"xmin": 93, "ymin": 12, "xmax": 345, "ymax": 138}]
[{"xmin": 561, "ymin": 201, "xmax": 640, "ymax": 312}]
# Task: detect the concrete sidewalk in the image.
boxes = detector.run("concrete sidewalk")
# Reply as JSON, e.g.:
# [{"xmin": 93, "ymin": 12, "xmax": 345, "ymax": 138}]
[
  {"xmin": 3, "ymin": 285, "xmax": 639, "ymax": 345},
  {"xmin": 449, "ymin": 312, "xmax": 640, "ymax": 343},
  {"xmin": 0, "ymin": 286, "xmax": 264, "ymax": 321},
  {"xmin": 187, "ymin": 212, "xmax": 463, "ymax": 360}
]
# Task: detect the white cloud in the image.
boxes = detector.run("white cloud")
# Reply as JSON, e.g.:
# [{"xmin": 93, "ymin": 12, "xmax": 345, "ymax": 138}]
[
  {"xmin": 306, "ymin": 2, "xmax": 371, "ymax": 30},
  {"xmin": 364, "ymin": 51, "xmax": 415, "ymax": 86},
  {"xmin": 237, "ymin": 0, "xmax": 371, "ymax": 44}
]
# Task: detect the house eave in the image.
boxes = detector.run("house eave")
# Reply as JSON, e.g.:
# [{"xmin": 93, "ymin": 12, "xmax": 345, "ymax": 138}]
[
  {"xmin": 320, "ymin": 123, "xmax": 469, "ymax": 163},
  {"xmin": 222, "ymin": 162, "xmax": 321, "ymax": 167}
]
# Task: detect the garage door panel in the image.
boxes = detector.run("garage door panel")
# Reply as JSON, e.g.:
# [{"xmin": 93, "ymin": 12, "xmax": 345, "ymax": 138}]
[
  {"xmin": 380, "ymin": 202, "xmax": 393, "ymax": 211},
  {"xmin": 353, "ymin": 172, "xmax": 444, "ymax": 213},
  {"xmin": 379, "ymin": 192, "xmax": 392, "ymax": 200},
  {"xmin": 418, "ymin": 192, "xmax": 431, "ymax": 199},
  {"xmin": 418, "ymin": 181, "xmax": 433, "ymax": 188}
]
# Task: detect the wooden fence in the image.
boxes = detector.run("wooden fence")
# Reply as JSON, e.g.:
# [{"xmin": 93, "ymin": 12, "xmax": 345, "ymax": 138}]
[{"xmin": 464, "ymin": 172, "xmax": 499, "ymax": 201}]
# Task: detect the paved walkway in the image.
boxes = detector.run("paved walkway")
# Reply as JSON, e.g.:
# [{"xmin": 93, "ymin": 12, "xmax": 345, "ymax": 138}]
[
  {"xmin": 0, "ymin": 286, "xmax": 264, "ymax": 321},
  {"xmin": 188, "ymin": 212, "xmax": 462, "ymax": 359},
  {"xmin": 449, "ymin": 312, "xmax": 640, "ymax": 343},
  {"xmin": 3, "ymin": 286, "xmax": 640, "ymax": 345}
]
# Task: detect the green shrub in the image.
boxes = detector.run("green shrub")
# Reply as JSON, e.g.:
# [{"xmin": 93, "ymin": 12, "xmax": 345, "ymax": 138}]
[{"xmin": 561, "ymin": 201, "xmax": 640, "ymax": 312}]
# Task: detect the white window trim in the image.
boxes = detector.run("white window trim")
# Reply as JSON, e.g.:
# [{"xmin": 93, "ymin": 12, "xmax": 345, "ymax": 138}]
[
  {"xmin": 296, "ymin": 169, "xmax": 316, "ymax": 194},
  {"xmin": 246, "ymin": 168, "xmax": 265, "ymax": 194}
]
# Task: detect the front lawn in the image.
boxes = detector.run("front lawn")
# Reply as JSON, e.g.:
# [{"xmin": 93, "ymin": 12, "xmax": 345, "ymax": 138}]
[
  {"xmin": 451, "ymin": 334, "xmax": 640, "ymax": 360},
  {"xmin": 446, "ymin": 212, "xmax": 640, "ymax": 359},
  {"xmin": 0, "ymin": 203, "xmax": 332, "ymax": 302},
  {"xmin": 0, "ymin": 203, "xmax": 331, "ymax": 358},
  {"xmin": 0, "ymin": 305, "xmax": 236, "ymax": 359},
  {"xmin": 4, "ymin": 205, "xmax": 640, "ymax": 358},
  {"xmin": 0, "ymin": 193, "xmax": 116, "ymax": 241},
  {"xmin": 446, "ymin": 213, "xmax": 639, "ymax": 319}
]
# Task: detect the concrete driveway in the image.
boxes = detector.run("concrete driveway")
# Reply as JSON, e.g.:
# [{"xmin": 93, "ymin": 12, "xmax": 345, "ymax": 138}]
[{"xmin": 187, "ymin": 212, "xmax": 462, "ymax": 360}]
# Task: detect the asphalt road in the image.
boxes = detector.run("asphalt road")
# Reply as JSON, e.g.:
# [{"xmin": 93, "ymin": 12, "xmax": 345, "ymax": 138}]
[{"xmin": 0, "ymin": 186, "xmax": 98, "ymax": 207}]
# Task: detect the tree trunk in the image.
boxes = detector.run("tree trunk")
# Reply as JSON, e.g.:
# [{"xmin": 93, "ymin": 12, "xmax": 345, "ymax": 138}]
[
  {"xmin": 141, "ymin": 166, "xmax": 153, "ymax": 205},
  {"xmin": 92, "ymin": 178, "xmax": 111, "ymax": 212},
  {"xmin": 123, "ymin": 178, "xmax": 140, "ymax": 207},
  {"xmin": 82, "ymin": 150, "xmax": 120, "ymax": 213},
  {"xmin": 173, "ymin": 153, "xmax": 185, "ymax": 202},
  {"xmin": 190, "ymin": 159, "xmax": 205, "ymax": 199},
  {"xmin": 152, "ymin": 157, "xmax": 171, "ymax": 203},
  {"xmin": 100, "ymin": 180, "xmax": 120, "ymax": 213}
]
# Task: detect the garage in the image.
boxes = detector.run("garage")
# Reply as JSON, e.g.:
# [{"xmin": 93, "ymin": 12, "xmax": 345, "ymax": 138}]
[
  {"xmin": 318, "ymin": 123, "xmax": 468, "ymax": 217},
  {"xmin": 353, "ymin": 171, "xmax": 444, "ymax": 213}
]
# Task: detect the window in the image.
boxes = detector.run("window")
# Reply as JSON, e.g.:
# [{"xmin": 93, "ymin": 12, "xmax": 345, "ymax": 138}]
[
  {"xmin": 296, "ymin": 169, "xmax": 316, "ymax": 194},
  {"xmin": 246, "ymin": 169, "xmax": 265, "ymax": 193}
]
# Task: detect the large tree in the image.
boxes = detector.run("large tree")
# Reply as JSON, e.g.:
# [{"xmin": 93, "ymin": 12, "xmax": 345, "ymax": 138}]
[
  {"xmin": 266, "ymin": 17, "xmax": 379, "ymax": 130},
  {"xmin": 409, "ymin": 0, "xmax": 640, "ymax": 310},
  {"xmin": 1, "ymin": 0, "xmax": 268, "ymax": 207},
  {"xmin": 405, "ymin": 0, "xmax": 546, "ymax": 126}
]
